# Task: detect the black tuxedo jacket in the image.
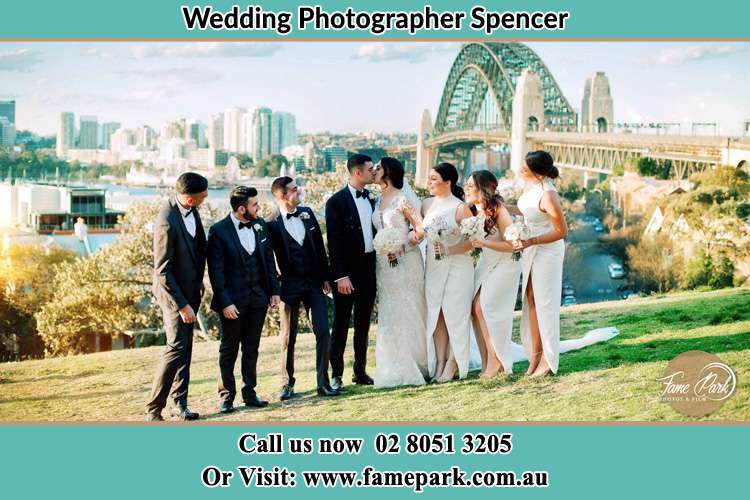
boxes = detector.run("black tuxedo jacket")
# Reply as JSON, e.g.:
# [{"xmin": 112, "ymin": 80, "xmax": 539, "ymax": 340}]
[
  {"xmin": 324, "ymin": 186, "xmax": 376, "ymax": 282},
  {"xmin": 267, "ymin": 206, "xmax": 331, "ymax": 300},
  {"xmin": 206, "ymin": 215, "xmax": 281, "ymax": 312},
  {"xmin": 152, "ymin": 197, "xmax": 207, "ymax": 312}
]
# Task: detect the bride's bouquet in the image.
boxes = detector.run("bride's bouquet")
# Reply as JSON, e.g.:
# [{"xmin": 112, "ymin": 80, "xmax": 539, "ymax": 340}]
[
  {"xmin": 504, "ymin": 221, "xmax": 531, "ymax": 261},
  {"xmin": 424, "ymin": 215, "xmax": 449, "ymax": 260},
  {"xmin": 373, "ymin": 227, "xmax": 404, "ymax": 268},
  {"xmin": 460, "ymin": 216, "xmax": 484, "ymax": 258}
]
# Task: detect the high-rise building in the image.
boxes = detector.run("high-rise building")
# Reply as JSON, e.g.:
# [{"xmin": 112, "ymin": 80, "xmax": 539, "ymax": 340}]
[
  {"xmin": 78, "ymin": 115, "xmax": 98, "ymax": 149},
  {"xmin": 271, "ymin": 111, "xmax": 297, "ymax": 154},
  {"xmin": 186, "ymin": 119, "xmax": 207, "ymax": 148},
  {"xmin": 323, "ymin": 145, "xmax": 348, "ymax": 171},
  {"xmin": 136, "ymin": 125, "xmax": 156, "ymax": 149},
  {"xmin": 0, "ymin": 117, "xmax": 15, "ymax": 147},
  {"xmin": 223, "ymin": 107, "xmax": 247, "ymax": 153},
  {"xmin": 100, "ymin": 122, "xmax": 121, "ymax": 150},
  {"xmin": 252, "ymin": 107, "xmax": 272, "ymax": 163},
  {"xmin": 160, "ymin": 120, "xmax": 185, "ymax": 140},
  {"xmin": 0, "ymin": 100, "xmax": 15, "ymax": 126},
  {"xmin": 56, "ymin": 112, "xmax": 75, "ymax": 158},
  {"xmin": 208, "ymin": 112, "xmax": 224, "ymax": 150}
]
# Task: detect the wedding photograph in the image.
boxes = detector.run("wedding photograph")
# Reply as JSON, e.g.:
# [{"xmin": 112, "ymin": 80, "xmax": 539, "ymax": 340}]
[{"xmin": 0, "ymin": 40, "xmax": 748, "ymax": 422}]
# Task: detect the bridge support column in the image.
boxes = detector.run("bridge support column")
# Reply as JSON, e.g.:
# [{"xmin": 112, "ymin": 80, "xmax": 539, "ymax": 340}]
[
  {"xmin": 510, "ymin": 69, "xmax": 544, "ymax": 177},
  {"xmin": 415, "ymin": 109, "xmax": 435, "ymax": 188}
]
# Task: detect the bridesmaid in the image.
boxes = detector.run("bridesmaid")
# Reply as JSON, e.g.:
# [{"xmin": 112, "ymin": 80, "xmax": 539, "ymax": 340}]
[
  {"xmin": 514, "ymin": 151, "xmax": 568, "ymax": 377},
  {"xmin": 421, "ymin": 163, "xmax": 474, "ymax": 383},
  {"xmin": 465, "ymin": 170, "xmax": 521, "ymax": 379}
]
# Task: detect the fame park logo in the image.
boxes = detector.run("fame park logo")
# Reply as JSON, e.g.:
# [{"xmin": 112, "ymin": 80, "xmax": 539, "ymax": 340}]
[{"xmin": 658, "ymin": 350, "xmax": 737, "ymax": 417}]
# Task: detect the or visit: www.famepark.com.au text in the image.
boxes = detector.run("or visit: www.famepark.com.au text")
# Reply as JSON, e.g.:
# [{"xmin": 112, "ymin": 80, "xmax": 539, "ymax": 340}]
[{"xmin": 228, "ymin": 465, "xmax": 550, "ymax": 492}]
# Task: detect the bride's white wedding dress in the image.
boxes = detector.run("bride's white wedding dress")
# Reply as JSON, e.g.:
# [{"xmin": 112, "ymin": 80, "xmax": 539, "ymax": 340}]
[{"xmin": 373, "ymin": 191, "xmax": 429, "ymax": 388}]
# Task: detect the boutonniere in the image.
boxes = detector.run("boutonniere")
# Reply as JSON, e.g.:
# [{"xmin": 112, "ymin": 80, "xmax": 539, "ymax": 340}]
[
  {"xmin": 253, "ymin": 223, "xmax": 262, "ymax": 232},
  {"xmin": 299, "ymin": 212, "xmax": 310, "ymax": 220}
]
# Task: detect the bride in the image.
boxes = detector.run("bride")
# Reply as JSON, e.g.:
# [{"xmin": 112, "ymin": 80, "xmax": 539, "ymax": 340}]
[{"xmin": 372, "ymin": 157, "xmax": 429, "ymax": 387}]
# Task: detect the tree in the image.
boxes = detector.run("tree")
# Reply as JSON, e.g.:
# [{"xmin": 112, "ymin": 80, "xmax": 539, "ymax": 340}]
[
  {"xmin": 256, "ymin": 154, "xmax": 288, "ymax": 177},
  {"xmin": 682, "ymin": 249, "xmax": 713, "ymax": 289},
  {"xmin": 558, "ymin": 182, "xmax": 584, "ymax": 204},
  {"xmin": 627, "ymin": 235, "xmax": 683, "ymax": 294}
]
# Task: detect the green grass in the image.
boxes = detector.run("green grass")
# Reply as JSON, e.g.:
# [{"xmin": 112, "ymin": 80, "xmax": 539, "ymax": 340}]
[{"xmin": 1, "ymin": 287, "xmax": 749, "ymax": 422}]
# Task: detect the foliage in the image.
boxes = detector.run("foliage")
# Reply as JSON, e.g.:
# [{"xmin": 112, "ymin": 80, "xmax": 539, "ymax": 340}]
[
  {"xmin": 299, "ymin": 163, "xmax": 349, "ymax": 215},
  {"xmin": 558, "ymin": 182, "xmax": 584, "ymax": 204},
  {"xmin": 0, "ymin": 148, "xmax": 132, "ymax": 181},
  {"xmin": 626, "ymin": 234, "xmax": 684, "ymax": 294},
  {"xmin": 584, "ymin": 189, "xmax": 607, "ymax": 221},
  {"xmin": 637, "ymin": 157, "xmax": 672, "ymax": 179},
  {"xmin": 254, "ymin": 154, "xmax": 288, "ymax": 178},
  {"xmin": 599, "ymin": 224, "xmax": 642, "ymax": 265}
]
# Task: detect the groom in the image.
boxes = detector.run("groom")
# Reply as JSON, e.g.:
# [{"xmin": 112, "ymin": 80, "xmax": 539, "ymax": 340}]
[{"xmin": 325, "ymin": 154, "xmax": 377, "ymax": 390}]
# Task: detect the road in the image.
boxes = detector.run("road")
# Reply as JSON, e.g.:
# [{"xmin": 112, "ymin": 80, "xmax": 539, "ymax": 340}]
[{"xmin": 563, "ymin": 216, "xmax": 626, "ymax": 304}]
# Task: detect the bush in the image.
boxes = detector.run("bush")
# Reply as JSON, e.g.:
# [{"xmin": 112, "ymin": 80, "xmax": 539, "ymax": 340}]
[
  {"xmin": 626, "ymin": 235, "xmax": 683, "ymax": 293},
  {"xmin": 682, "ymin": 250, "xmax": 713, "ymax": 289}
]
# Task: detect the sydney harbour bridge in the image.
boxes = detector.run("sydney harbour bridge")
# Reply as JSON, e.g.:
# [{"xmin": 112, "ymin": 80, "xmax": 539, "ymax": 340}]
[{"xmin": 385, "ymin": 42, "xmax": 750, "ymax": 186}]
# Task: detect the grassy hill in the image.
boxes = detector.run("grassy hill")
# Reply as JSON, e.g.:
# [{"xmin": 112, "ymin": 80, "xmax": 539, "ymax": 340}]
[{"xmin": 1, "ymin": 287, "xmax": 748, "ymax": 422}]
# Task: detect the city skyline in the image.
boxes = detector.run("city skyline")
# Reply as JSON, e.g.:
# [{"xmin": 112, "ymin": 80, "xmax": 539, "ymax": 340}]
[{"xmin": 1, "ymin": 41, "xmax": 749, "ymax": 136}]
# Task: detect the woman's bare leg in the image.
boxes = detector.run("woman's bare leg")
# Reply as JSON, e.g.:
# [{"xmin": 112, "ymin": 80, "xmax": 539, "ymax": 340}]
[
  {"xmin": 472, "ymin": 291, "xmax": 503, "ymax": 379},
  {"xmin": 433, "ymin": 310, "xmax": 449, "ymax": 380},
  {"xmin": 525, "ymin": 273, "xmax": 544, "ymax": 375},
  {"xmin": 436, "ymin": 348, "xmax": 457, "ymax": 383}
]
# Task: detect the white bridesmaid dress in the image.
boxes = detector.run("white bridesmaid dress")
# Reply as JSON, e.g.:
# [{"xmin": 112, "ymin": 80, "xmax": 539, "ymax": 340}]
[
  {"xmin": 517, "ymin": 179, "xmax": 566, "ymax": 374},
  {"xmin": 473, "ymin": 212, "xmax": 522, "ymax": 374},
  {"xmin": 423, "ymin": 196, "xmax": 474, "ymax": 379}
]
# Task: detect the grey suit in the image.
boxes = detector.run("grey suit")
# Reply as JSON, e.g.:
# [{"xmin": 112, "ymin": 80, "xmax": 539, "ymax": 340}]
[{"xmin": 146, "ymin": 197, "xmax": 207, "ymax": 414}]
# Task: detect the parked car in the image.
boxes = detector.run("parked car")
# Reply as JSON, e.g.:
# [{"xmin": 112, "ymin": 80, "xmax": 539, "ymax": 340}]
[
  {"xmin": 622, "ymin": 290, "xmax": 641, "ymax": 300},
  {"xmin": 593, "ymin": 223, "xmax": 605, "ymax": 233},
  {"xmin": 562, "ymin": 295, "xmax": 578, "ymax": 306},
  {"xmin": 562, "ymin": 285, "xmax": 575, "ymax": 297},
  {"xmin": 608, "ymin": 263, "xmax": 625, "ymax": 279}
]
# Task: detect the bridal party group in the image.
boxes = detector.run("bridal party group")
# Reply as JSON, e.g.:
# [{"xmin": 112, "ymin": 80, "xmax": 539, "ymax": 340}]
[{"xmin": 144, "ymin": 149, "xmax": 568, "ymax": 421}]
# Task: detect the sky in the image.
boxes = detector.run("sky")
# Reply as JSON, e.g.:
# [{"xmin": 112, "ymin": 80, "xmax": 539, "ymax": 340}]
[{"xmin": 1, "ymin": 41, "xmax": 749, "ymax": 136}]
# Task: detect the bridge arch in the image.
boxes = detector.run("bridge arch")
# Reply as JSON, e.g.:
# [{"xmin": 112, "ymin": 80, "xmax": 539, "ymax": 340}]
[
  {"xmin": 433, "ymin": 42, "xmax": 577, "ymax": 135},
  {"xmin": 597, "ymin": 117, "xmax": 608, "ymax": 133}
]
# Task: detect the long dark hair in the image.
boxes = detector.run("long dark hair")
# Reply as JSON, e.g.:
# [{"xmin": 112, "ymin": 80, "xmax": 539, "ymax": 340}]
[
  {"xmin": 379, "ymin": 157, "xmax": 404, "ymax": 189},
  {"xmin": 432, "ymin": 162, "xmax": 464, "ymax": 200},
  {"xmin": 525, "ymin": 150, "xmax": 559, "ymax": 179},
  {"xmin": 470, "ymin": 170, "xmax": 503, "ymax": 236}
]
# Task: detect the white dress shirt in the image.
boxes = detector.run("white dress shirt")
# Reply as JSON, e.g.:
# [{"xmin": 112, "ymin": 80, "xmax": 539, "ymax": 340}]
[
  {"xmin": 230, "ymin": 212, "xmax": 256, "ymax": 255},
  {"xmin": 348, "ymin": 184, "xmax": 374, "ymax": 253},
  {"xmin": 279, "ymin": 205, "xmax": 306, "ymax": 246},
  {"xmin": 175, "ymin": 197, "xmax": 196, "ymax": 238}
]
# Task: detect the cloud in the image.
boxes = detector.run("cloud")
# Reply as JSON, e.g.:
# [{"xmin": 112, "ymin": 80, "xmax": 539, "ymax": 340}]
[
  {"xmin": 130, "ymin": 42, "xmax": 282, "ymax": 59},
  {"xmin": 353, "ymin": 43, "xmax": 459, "ymax": 63},
  {"xmin": 0, "ymin": 49, "xmax": 43, "ymax": 72},
  {"xmin": 81, "ymin": 47, "xmax": 113, "ymax": 59},
  {"xmin": 119, "ymin": 67, "xmax": 223, "ymax": 84},
  {"xmin": 643, "ymin": 45, "xmax": 744, "ymax": 65}
]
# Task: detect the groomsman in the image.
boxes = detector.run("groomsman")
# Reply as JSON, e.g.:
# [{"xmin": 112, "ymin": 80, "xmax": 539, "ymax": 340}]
[
  {"xmin": 146, "ymin": 172, "xmax": 208, "ymax": 421},
  {"xmin": 207, "ymin": 186, "xmax": 281, "ymax": 414},
  {"xmin": 267, "ymin": 176, "xmax": 340, "ymax": 400},
  {"xmin": 325, "ymin": 154, "xmax": 377, "ymax": 390}
]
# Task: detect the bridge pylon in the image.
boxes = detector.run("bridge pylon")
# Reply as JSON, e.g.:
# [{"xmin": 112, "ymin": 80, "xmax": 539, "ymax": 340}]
[
  {"xmin": 415, "ymin": 109, "xmax": 435, "ymax": 188},
  {"xmin": 510, "ymin": 69, "xmax": 544, "ymax": 176}
]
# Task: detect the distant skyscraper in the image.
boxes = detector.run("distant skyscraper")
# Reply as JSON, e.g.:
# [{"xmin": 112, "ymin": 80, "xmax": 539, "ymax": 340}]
[
  {"xmin": 136, "ymin": 125, "xmax": 156, "ymax": 149},
  {"xmin": 208, "ymin": 112, "xmax": 224, "ymax": 150},
  {"xmin": 271, "ymin": 111, "xmax": 297, "ymax": 154},
  {"xmin": 186, "ymin": 119, "xmax": 207, "ymax": 148},
  {"xmin": 0, "ymin": 100, "xmax": 15, "ymax": 126},
  {"xmin": 252, "ymin": 107, "xmax": 272, "ymax": 162},
  {"xmin": 323, "ymin": 145, "xmax": 348, "ymax": 171},
  {"xmin": 56, "ymin": 112, "xmax": 75, "ymax": 158},
  {"xmin": 223, "ymin": 107, "xmax": 247, "ymax": 153},
  {"xmin": 0, "ymin": 117, "xmax": 15, "ymax": 147},
  {"xmin": 78, "ymin": 115, "xmax": 98, "ymax": 149},
  {"xmin": 100, "ymin": 122, "xmax": 121, "ymax": 149},
  {"xmin": 160, "ymin": 120, "xmax": 184, "ymax": 140}
]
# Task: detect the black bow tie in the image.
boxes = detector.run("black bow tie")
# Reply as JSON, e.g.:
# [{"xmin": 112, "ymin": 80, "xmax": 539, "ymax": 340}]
[
  {"xmin": 286, "ymin": 211, "xmax": 300, "ymax": 220},
  {"xmin": 238, "ymin": 221, "xmax": 253, "ymax": 230},
  {"xmin": 184, "ymin": 207, "xmax": 196, "ymax": 218},
  {"xmin": 356, "ymin": 190, "xmax": 368, "ymax": 199}
]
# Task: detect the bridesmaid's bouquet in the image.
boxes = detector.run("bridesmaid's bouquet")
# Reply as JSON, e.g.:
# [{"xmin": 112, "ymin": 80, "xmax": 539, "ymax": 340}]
[
  {"xmin": 460, "ymin": 216, "xmax": 484, "ymax": 258},
  {"xmin": 504, "ymin": 221, "xmax": 531, "ymax": 261},
  {"xmin": 424, "ymin": 216, "xmax": 449, "ymax": 260},
  {"xmin": 373, "ymin": 227, "xmax": 404, "ymax": 268}
]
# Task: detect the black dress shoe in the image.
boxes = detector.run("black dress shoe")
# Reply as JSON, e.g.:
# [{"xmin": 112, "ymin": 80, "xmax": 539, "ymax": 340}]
[
  {"xmin": 171, "ymin": 406, "xmax": 199, "ymax": 421},
  {"xmin": 330, "ymin": 376, "xmax": 343, "ymax": 391},
  {"xmin": 145, "ymin": 411, "xmax": 164, "ymax": 421},
  {"xmin": 317, "ymin": 384, "xmax": 341, "ymax": 397},
  {"xmin": 244, "ymin": 395, "xmax": 269, "ymax": 408},
  {"xmin": 219, "ymin": 401, "xmax": 234, "ymax": 414},
  {"xmin": 280, "ymin": 385, "xmax": 294, "ymax": 401},
  {"xmin": 352, "ymin": 374, "xmax": 374, "ymax": 385}
]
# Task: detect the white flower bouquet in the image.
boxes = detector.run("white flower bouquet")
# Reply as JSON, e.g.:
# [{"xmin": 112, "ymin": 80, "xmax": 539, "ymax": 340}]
[
  {"xmin": 504, "ymin": 221, "xmax": 531, "ymax": 261},
  {"xmin": 424, "ymin": 215, "xmax": 449, "ymax": 260},
  {"xmin": 460, "ymin": 215, "xmax": 484, "ymax": 258},
  {"xmin": 373, "ymin": 227, "xmax": 404, "ymax": 267}
]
